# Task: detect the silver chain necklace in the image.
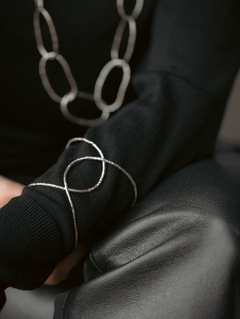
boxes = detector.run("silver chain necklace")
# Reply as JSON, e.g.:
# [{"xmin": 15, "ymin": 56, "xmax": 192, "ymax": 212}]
[{"xmin": 33, "ymin": 0, "xmax": 144, "ymax": 127}]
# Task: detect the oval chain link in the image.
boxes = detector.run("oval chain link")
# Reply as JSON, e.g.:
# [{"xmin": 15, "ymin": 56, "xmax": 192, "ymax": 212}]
[
  {"xmin": 60, "ymin": 91, "xmax": 110, "ymax": 127},
  {"xmin": 111, "ymin": 18, "xmax": 136, "ymax": 63},
  {"xmin": 33, "ymin": 0, "xmax": 144, "ymax": 126},
  {"xmin": 117, "ymin": 0, "xmax": 144, "ymax": 20},
  {"xmin": 94, "ymin": 59, "xmax": 131, "ymax": 113},
  {"xmin": 39, "ymin": 52, "xmax": 78, "ymax": 103},
  {"xmin": 34, "ymin": 7, "xmax": 59, "ymax": 56}
]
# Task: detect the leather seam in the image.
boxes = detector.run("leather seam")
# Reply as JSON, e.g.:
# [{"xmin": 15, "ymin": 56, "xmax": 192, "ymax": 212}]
[
  {"xmin": 90, "ymin": 252, "xmax": 103, "ymax": 275},
  {"xmin": 60, "ymin": 291, "xmax": 70, "ymax": 319}
]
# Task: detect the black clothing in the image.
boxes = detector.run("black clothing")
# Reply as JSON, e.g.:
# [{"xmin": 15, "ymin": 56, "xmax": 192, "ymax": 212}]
[{"xmin": 0, "ymin": 0, "xmax": 240, "ymax": 316}]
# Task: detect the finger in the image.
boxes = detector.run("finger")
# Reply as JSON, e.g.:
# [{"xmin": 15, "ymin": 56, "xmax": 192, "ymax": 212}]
[
  {"xmin": 0, "ymin": 176, "xmax": 25, "ymax": 208},
  {"xmin": 44, "ymin": 242, "xmax": 86, "ymax": 286}
]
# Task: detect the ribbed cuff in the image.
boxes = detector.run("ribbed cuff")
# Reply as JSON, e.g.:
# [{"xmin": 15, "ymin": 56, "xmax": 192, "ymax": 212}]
[{"xmin": 0, "ymin": 195, "xmax": 62, "ymax": 288}]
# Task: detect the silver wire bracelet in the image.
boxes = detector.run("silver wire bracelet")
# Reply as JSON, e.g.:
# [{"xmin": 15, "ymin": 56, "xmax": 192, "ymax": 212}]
[{"xmin": 28, "ymin": 137, "xmax": 138, "ymax": 247}]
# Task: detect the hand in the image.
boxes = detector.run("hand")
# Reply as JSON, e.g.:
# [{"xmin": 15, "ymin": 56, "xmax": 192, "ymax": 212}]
[
  {"xmin": 0, "ymin": 175, "xmax": 85, "ymax": 287},
  {"xmin": 44, "ymin": 242, "xmax": 86, "ymax": 285},
  {"xmin": 0, "ymin": 175, "xmax": 24, "ymax": 208}
]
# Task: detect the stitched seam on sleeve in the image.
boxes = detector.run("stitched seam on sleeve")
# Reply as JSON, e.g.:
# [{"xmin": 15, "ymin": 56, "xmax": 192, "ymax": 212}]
[{"xmin": 142, "ymin": 69, "xmax": 219, "ymax": 95}]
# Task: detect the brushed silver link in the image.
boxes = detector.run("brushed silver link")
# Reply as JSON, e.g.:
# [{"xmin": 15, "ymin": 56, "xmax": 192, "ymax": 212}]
[
  {"xmin": 94, "ymin": 59, "xmax": 131, "ymax": 113},
  {"xmin": 60, "ymin": 91, "xmax": 110, "ymax": 127},
  {"xmin": 34, "ymin": 7, "xmax": 59, "ymax": 56},
  {"xmin": 117, "ymin": 0, "xmax": 144, "ymax": 20},
  {"xmin": 111, "ymin": 18, "xmax": 136, "ymax": 63},
  {"xmin": 34, "ymin": 0, "xmax": 44, "ymax": 8},
  {"xmin": 39, "ymin": 52, "xmax": 78, "ymax": 103}
]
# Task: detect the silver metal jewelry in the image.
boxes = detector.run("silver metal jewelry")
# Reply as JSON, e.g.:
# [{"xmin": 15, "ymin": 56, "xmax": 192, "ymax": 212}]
[
  {"xmin": 29, "ymin": 138, "xmax": 138, "ymax": 247},
  {"xmin": 33, "ymin": 0, "xmax": 144, "ymax": 126}
]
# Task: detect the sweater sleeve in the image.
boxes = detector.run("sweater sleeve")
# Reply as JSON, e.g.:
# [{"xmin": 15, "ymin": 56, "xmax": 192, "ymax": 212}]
[{"xmin": 0, "ymin": 0, "xmax": 240, "ymax": 290}]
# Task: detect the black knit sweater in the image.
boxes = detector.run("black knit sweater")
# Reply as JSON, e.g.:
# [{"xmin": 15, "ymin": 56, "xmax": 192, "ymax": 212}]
[{"xmin": 0, "ymin": 0, "xmax": 240, "ymax": 310}]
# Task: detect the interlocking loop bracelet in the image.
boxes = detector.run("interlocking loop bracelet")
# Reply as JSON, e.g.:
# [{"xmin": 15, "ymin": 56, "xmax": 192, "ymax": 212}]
[{"xmin": 29, "ymin": 138, "xmax": 138, "ymax": 247}]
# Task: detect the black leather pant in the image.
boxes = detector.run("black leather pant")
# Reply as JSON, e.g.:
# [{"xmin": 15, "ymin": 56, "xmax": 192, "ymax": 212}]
[{"xmin": 53, "ymin": 158, "xmax": 240, "ymax": 318}]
